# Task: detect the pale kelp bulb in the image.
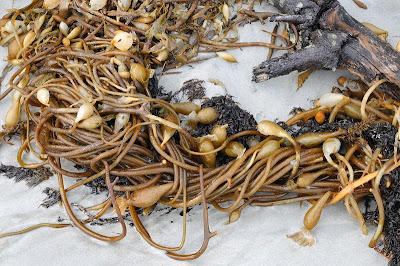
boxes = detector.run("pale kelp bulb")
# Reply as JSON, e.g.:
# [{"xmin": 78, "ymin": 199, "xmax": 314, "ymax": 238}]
[
  {"xmin": 90, "ymin": 0, "xmax": 107, "ymax": 10},
  {"xmin": 43, "ymin": 0, "xmax": 60, "ymax": 9},
  {"xmin": 322, "ymin": 138, "xmax": 341, "ymax": 157},
  {"xmin": 111, "ymin": 30, "xmax": 134, "ymax": 51},
  {"xmin": 114, "ymin": 113, "xmax": 130, "ymax": 133},
  {"xmin": 78, "ymin": 115, "xmax": 102, "ymax": 129},
  {"xmin": 197, "ymin": 107, "xmax": 218, "ymax": 124},
  {"xmin": 130, "ymin": 63, "xmax": 147, "ymax": 83},
  {"xmin": 317, "ymin": 93, "xmax": 345, "ymax": 108},
  {"xmin": 75, "ymin": 103, "xmax": 94, "ymax": 125},
  {"xmin": 216, "ymin": 52, "xmax": 237, "ymax": 63},
  {"xmin": 59, "ymin": 21, "xmax": 69, "ymax": 36},
  {"xmin": 5, "ymin": 100, "xmax": 21, "ymax": 128},
  {"xmin": 37, "ymin": 88, "xmax": 50, "ymax": 106}
]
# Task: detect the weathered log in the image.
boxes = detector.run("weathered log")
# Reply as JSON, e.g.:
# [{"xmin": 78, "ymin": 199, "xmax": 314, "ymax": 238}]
[{"xmin": 253, "ymin": 0, "xmax": 400, "ymax": 100}]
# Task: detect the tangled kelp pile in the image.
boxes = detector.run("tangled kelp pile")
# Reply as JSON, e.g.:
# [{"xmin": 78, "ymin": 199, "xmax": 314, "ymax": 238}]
[{"xmin": 0, "ymin": 0, "xmax": 400, "ymax": 264}]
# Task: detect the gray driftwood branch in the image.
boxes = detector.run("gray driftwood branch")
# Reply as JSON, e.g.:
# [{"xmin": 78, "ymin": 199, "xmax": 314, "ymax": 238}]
[{"xmin": 253, "ymin": 0, "xmax": 400, "ymax": 100}]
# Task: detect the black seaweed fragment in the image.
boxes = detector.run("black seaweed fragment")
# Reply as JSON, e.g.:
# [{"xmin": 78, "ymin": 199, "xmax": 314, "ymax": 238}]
[
  {"xmin": 280, "ymin": 116, "xmax": 396, "ymax": 158},
  {"xmin": 148, "ymin": 78, "xmax": 205, "ymax": 107},
  {"xmin": 73, "ymin": 164, "xmax": 90, "ymax": 170},
  {"xmin": 364, "ymin": 123, "xmax": 397, "ymax": 159},
  {"xmin": 192, "ymin": 95, "xmax": 257, "ymax": 138},
  {"xmin": 148, "ymin": 75, "xmax": 173, "ymax": 101},
  {"xmin": 148, "ymin": 79, "xmax": 257, "ymax": 140},
  {"xmin": 278, "ymin": 118, "xmax": 354, "ymax": 138},
  {"xmin": 41, "ymin": 187, "xmax": 61, "ymax": 208},
  {"xmin": 0, "ymin": 163, "xmax": 53, "ymax": 187},
  {"xmin": 90, "ymin": 214, "xmax": 132, "ymax": 226},
  {"xmin": 190, "ymin": 95, "xmax": 258, "ymax": 165},
  {"xmin": 82, "ymin": 175, "xmax": 132, "ymax": 194},
  {"xmin": 364, "ymin": 168, "xmax": 400, "ymax": 265},
  {"xmin": 179, "ymin": 206, "xmax": 193, "ymax": 216},
  {"xmin": 170, "ymin": 79, "xmax": 206, "ymax": 102},
  {"xmin": 377, "ymin": 168, "xmax": 400, "ymax": 265}
]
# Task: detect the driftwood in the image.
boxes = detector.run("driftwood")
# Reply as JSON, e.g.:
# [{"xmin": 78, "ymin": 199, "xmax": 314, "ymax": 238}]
[{"xmin": 253, "ymin": 0, "xmax": 400, "ymax": 100}]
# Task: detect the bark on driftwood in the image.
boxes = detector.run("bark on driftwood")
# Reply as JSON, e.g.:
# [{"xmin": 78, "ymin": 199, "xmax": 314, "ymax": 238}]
[{"xmin": 253, "ymin": 0, "xmax": 400, "ymax": 100}]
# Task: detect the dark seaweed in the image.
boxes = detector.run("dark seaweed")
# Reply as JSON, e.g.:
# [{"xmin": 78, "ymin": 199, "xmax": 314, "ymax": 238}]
[
  {"xmin": 368, "ymin": 168, "xmax": 400, "ymax": 265},
  {"xmin": 280, "ymin": 116, "xmax": 396, "ymax": 158},
  {"xmin": 179, "ymin": 206, "xmax": 193, "ymax": 216},
  {"xmin": 192, "ymin": 95, "xmax": 257, "ymax": 138},
  {"xmin": 82, "ymin": 175, "xmax": 132, "ymax": 194},
  {"xmin": 190, "ymin": 95, "xmax": 258, "ymax": 165},
  {"xmin": 0, "ymin": 163, "xmax": 53, "ymax": 187},
  {"xmin": 148, "ymin": 80, "xmax": 257, "ymax": 140},
  {"xmin": 364, "ymin": 123, "xmax": 397, "ymax": 159},
  {"xmin": 90, "ymin": 214, "xmax": 133, "ymax": 226},
  {"xmin": 40, "ymin": 187, "xmax": 61, "ymax": 208},
  {"xmin": 278, "ymin": 118, "xmax": 354, "ymax": 138},
  {"xmin": 148, "ymin": 75, "xmax": 173, "ymax": 101},
  {"xmin": 363, "ymin": 195, "xmax": 379, "ymax": 225},
  {"xmin": 170, "ymin": 79, "xmax": 206, "ymax": 102},
  {"xmin": 73, "ymin": 164, "xmax": 90, "ymax": 170}
]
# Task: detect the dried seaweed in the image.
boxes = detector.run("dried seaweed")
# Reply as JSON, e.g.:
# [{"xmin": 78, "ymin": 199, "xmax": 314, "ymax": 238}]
[
  {"xmin": 171, "ymin": 79, "xmax": 206, "ymax": 102},
  {"xmin": 280, "ymin": 115, "xmax": 396, "ymax": 157},
  {"xmin": 40, "ymin": 187, "xmax": 61, "ymax": 208},
  {"xmin": 192, "ymin": 95, "xmax": 257, "ymax": 138},
  {"xmin": 0, "ymin": 163, "xmax": 53, "ymax": 187},
  {"xmin": 364, "ymin": 123, "xmax": 397, "ymax": 159},
  {"xmin": 279, "ymin": 118, "xmax": 354, "ymax": 138},
  {"xmin": 149, "ymin": 77, "xmax": 205, "ymax": 103},
  {"xmin": 83, "ymin": 176, "xmax": 132, "ymax": 195},
  {"xmin": 188, "ymin": 95, "xmax": 258, "ymax": 166},
  {"xmin": 90, "ymin": 214, "xmax": 132, "ymax": 226},
  {"xmin": 365, "ymin": 168, "xmax": 400, "ymax": 264},
  {"xmin": 148, "ymin": 76, "xmax": 173, "ymax": 101}
]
